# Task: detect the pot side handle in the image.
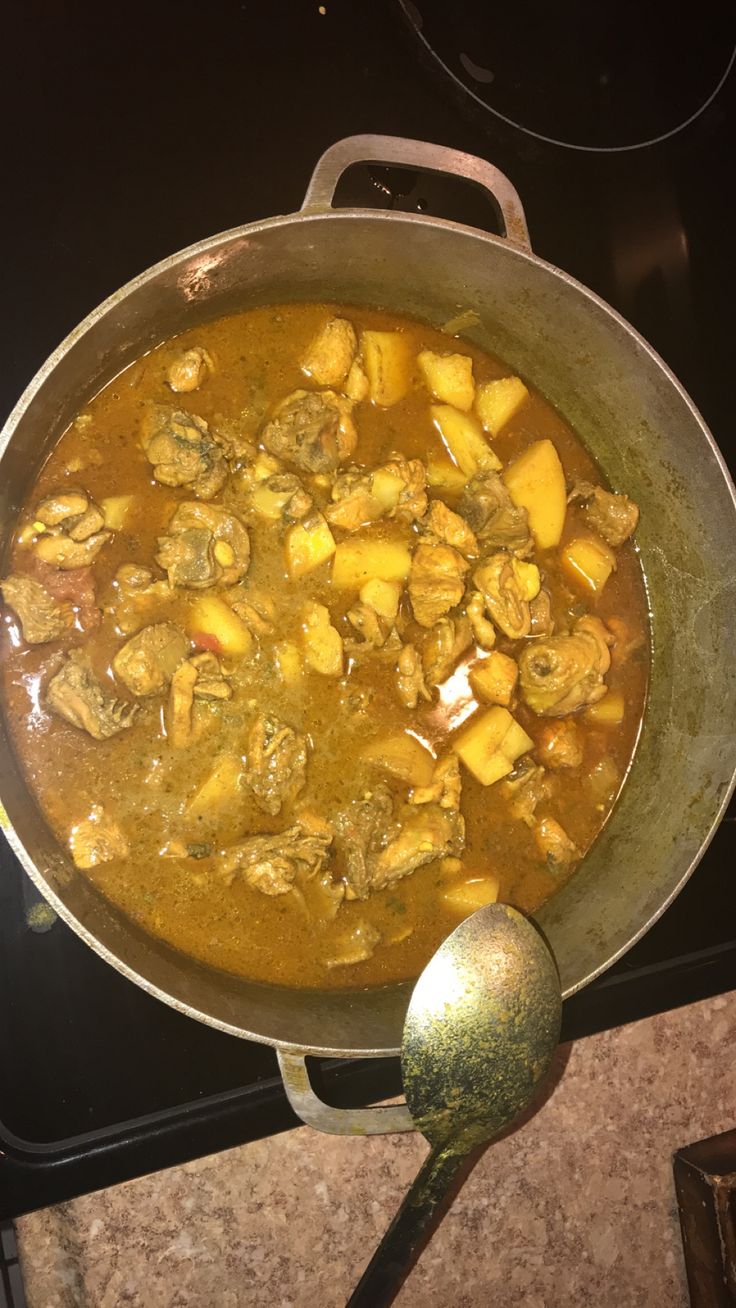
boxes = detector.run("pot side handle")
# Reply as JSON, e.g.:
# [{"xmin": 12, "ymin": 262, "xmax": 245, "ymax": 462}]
[
  {"xmin": 277, "ymin": 1049, "xmax": 415, "ymax": 1136},
  {"xmin": 301, "ymin": 133, "xmax": 531, "ymax": 250}
]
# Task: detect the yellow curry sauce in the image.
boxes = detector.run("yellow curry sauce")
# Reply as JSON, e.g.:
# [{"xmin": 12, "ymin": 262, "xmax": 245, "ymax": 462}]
[{"xmin": 0, "ymin": 303, "xmax": 649, "ymax": 988}]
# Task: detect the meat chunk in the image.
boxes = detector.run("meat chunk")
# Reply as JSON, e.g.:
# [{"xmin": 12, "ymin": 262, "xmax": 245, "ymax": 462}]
[
  {"xmin": 69, "ymin": 805, "xmax": 129, "ymax": 869},
  {"xmin": 466, "ymin": 591, "xmax": 496, "ymax": 649},
  {"xmin": 458, "ymin": 472, "xmax": 533, "ymax": 556},
  {"xmin": 537, "ymin": 720, "xmax": 583, "ymax": 770},
  {"xmin": 382, "ymin": 456, "xmax": 428, "ymax": 524},
  {"xmin": 370, "ymin": 805, "xmax": 465, "ymax": 892},
  {"xmin": 334, "ymin": 784, "xmax": 394, "ymax": 901},
  {"xmin": 260, "ymin": 389, "xmax": 357, "ymax": 473},
  {"xmin": 108, "ymin": 565, "xmax": 171, "ymax": 636},
  {"xmin": 28, "ymin": 558, "xmax": 100, "ymax": 632},
  {"xmin": 473, "ymin": 553, "xmax": 540, "ymax": 640},
  {"xmin": 34, "ymin": 490, "xmax": 89, "ymax": 526},
  {"xmin": 500, "ymin": 759, "xmax": 552, "ymax": 827},
  {"xmin": 302, "ymin": 317, "xmax": 357, "ymax": 387},
  {"xmin": 421, "ymin": 615, "xmax": 472, "ymax": 686},
  {"xmin": 324, "ymin": 920, "xmax": 381, "ymax": 968},
  {"xmin": 165, "ymin": 652, "xmax": 232, "ymax": 748},
  {"xmin": 568, "ymin": 480, "xmax": 639, "ymax": 547},
  {"xmin": 166, "ymin": 346, "xmax": 213, "ymax": 394},
  {"xmin": 112, "ymin": 623, "xmax": 189, "ymax": 697},
  {"xmin": 156, "ymin": 501, "xmax": 250, "ymax": 589},
  {"xmin": 519, "ymin": 615, "xmax": 613, "ymax": 716},
  {"xmin": 425, "ymin": 500, "xmax": 479, "ymax": 557},
  {"xmin": 410, "ymin": 754, "xmax": 462, "ymax": 810},
  {"xmin": 47, "ymin": 652, "xmax": 138, "ymax": 739},
  {"xmin": 140, "ymin": 407, "xmax": 228, "ymax": 499},
  {"xmin": 32, "ymin": 489, "xmax": 111, "ymax": 569},
  {"xmin": 409, "ymin": 542, "xmax": 468, "ymax": 628},
  {"xmin": 218, "ymin": 821, "xmax": 332, "ymax": 895},
  {"xmin": 33, "ymin": 529, "xmax": 111, "ymax": 570},
  {"xmin": 251, "ymin": 473, "xmax": 314, "ymax": 523},
  {"xmin": 534, "ymin": 816, "xmax": 579, "ymax": 870},
  {"xmin": 190, "ymin": 651, "xmax": 232, "ymax": 700},
  {"xmin": 244, "ymin": 714, "xmax": 308, "ymax": 815},
  {"xmin": 1, "ymin": 574, "xmax": 73, "ymax": 644},
  {"xmin": 346, "ymin": 601, "xmax": 391, "ymax": 648},
  {"xmin": 396, "ymin": 643, "xmax": 431, "ymax": 709},
  {"xmin": 529, "ymin": 589, "xmax": 554, "ymax": 637},
  {"xmin": 325, "ymin": 455, "xmax": 427, "ymax": 532}
]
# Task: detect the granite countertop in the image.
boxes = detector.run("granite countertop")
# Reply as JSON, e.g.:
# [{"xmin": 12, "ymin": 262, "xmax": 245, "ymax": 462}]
[{"xmin": 15, "ymin": 989, "xmax": 736, "ymax": 1307}]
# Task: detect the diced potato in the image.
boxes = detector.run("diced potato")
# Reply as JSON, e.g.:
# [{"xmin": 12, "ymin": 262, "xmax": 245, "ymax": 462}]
[
  {"xmin": 359, "ymin": 578, "xmax": 401, "ymax": 623},
  {"xmin": 300, "ymin": 602, "xmax": 343, "ymax": 676},
  {"xmin": 418, "ymin": 350, "xmax": 475, "ymax": 411},
  {"xmin": 512, "ymin": 559, "xmax": 541, "ymax": 600},
  {"xmin": 453, "ymin": 706, "xmax": 533, "ymax": 786},
  {"xmin": 284, "ymin": 513, "xmax": 336, "ymax": 579},
  {"xmin": 561, "ymin": 536, "xmax": 617, "ymax": 595},
  {"xmin": 274, "ymin": 640, "xmax": 303, "ymax": 687},
  {"xmin": 475, "ymin": 376, "xmax": 529, "ymax": 435},
  {"xmin": 426, "ymin": 458, "xmax": 469, "ymax": 493},
  {"xmin": 469, "ymin": 651, "xmax": 518, "ymax": 707},
  {"xmin": 442, "ymin": 875, "xmax": 500, "ymax": 914},
  {"xmin": 100, "ymin": 494, "xmax": 133, "ymax": 530},
  {"xmin": 362, "ymin": 732, "xmax": 435, "ymax": 787},
  {"xmin": 345, "ymin": 359, "xmax": 370, "ymax": 402},
  {"xmin": 584, "ymin": 689, "xmax": 625, "ymax": 726},
  {"xmin": 503, "ymin": 438, "xmax": 566, "ymax": 550},
  {"xmin": 186, "ymin": 753, "xmax": 243, "ymax": 818},
  {"xmin": 331, "ymin": 536, "xmax": 411, "ymax": 589},
  {"xmin": 371, "ymin": 468, "xmax": 404, "ymax": 512},
  {"xmin": 431, "ymin": 404, "xmax": 502, "ymax": 478},
  {"xmin": 188, "ymin": 595, "xmax": 254, "ymax": 658},
  {"xmin": 360, "ymin": 330, "xmax": 413, "ymax": 406}
]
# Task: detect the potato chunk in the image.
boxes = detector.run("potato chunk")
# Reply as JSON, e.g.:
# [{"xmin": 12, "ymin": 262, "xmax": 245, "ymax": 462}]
[
  {"xmin": 431, "ymin": 405, "xmax": 502, "ymax": 478},
  {"xmin": 300, "ymin": 602, "xmax": 343, "ymax": 676},
  {"xmin": 359, "ymin": 578, "xmax": 401, "ymax": 623},
  {"xmin": 302, "ymin": 317, "xmax": 357, "ymax": 387},
  {"xmin": 284, "ymin": 513, "xmax": 336, "ymax": 579},
  {"xmin": 442, "ymin": 875, "xmax": 500, "ymax": 914},
  {"xmin": 475, "ymin": 376, "xmax": 529, "ymax": 435},
  {"xmin": 186, "ymin": 753, "xmax": 243, "ymax": 818},
  {"xmin": 418, "ymin": 351, "xmax": 475, "ymax": 411},
  {"xmin": 188, "ymin": 595, "xmax": 254, "ymax": 657},
  {"xmin": 469, "ymin": 652, "xmax": 519, "ymax": 707},
  {"xmin": 427, "ymin": 458, "xmax": 469, "ymax": 493},
  {"xmin": 584, "ymin": 689, "xmax": 625, "ymax": 725},
  {"xmin": 360, "ymin": 330, "xmax": 413, "ymax": 406},
  {"xmin": 362, "ymin": 732, "xmax": 436, "ymax": 787},
  {"xmin": 453, "ymin": 706, "xmax": 533, "ymax": 786},
  {"xmin": 100, "ymin": 495, "xmax": 134, "ymax": 530},
  {"xmin": 503, "ymin": 438, "xmax": 566, "ymax": 550},
  {"xmin": 331, "ymin": 536, "xmax": 411, "ymax": 589},
  {"xmin": 561, "ymin": 536, "xmax": 616, "ymax": 594}
]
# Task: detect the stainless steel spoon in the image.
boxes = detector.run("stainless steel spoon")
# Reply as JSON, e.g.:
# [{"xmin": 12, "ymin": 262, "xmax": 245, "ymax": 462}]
[{"xmin": 347, "ymin": 903, "xmax": 562, "ymax": 1307}]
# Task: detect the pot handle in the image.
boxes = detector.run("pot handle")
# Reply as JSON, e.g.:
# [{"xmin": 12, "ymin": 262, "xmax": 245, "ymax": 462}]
[
  {"xmin": 277, "ymin": 1049, "xmax": 415, "ymax": 1136},
  {"xmin": 301, "ymin": 133, "xmax": 531, "ymax": 250}
]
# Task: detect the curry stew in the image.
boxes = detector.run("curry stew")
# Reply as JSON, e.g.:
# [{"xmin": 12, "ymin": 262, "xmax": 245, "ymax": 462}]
[{"xmin": 0, "ymin": 304, "xmax": 648, "ymax": 988}]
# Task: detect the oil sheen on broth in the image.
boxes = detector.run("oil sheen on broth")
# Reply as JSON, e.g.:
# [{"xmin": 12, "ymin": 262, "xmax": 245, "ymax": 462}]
[{"xmin": 0, "ymin": 304, "xmax": 649, "ymax": 989}]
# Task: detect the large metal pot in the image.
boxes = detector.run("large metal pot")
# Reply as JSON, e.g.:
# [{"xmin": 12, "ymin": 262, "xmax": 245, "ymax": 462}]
[{"xmin": 1, "ymin": 136, "xmax": 735, "ymax": 1134}]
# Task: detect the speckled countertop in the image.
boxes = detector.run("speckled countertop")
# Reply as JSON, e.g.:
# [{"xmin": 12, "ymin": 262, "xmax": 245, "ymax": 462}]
[{"xmin": 15, "ymin": 989, "xmax": 736, "ymax": 1307}]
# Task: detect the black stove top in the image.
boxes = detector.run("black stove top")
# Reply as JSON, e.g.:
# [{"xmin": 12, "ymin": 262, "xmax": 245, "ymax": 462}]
[{"xmin": 1, "ymin": 0, "xmax": 734, "ymax": 1221}]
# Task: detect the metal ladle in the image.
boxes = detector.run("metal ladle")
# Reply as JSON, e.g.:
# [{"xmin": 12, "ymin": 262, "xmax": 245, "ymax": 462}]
[{"xmin": 347, "ymin": 903, "xmax": 562, "ymax": 1307}]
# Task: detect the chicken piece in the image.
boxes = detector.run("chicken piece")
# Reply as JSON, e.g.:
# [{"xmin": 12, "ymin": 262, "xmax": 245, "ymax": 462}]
[
  {"xmin": 409, "ymin": 542, "xmax": 469, "ymax": 628},
  {"xmin": 34, "ymin": 529, "xmax": 111, "ymax": 570},
  {"xmin": 382, "ymin": 456, "xmax": 428, "ymax": 524},
  {"xmin": 166, "ymin": 346, "xmax": 213, "ymax": 394},
  {"xmin": 34, "ymin": 488, "xmax": 106, "ymax": 547},
  {"xmin": 529, "ymin": 589, "xmax": 554, "ymax": 637},
  {"xmin": 156, "ymin": 501, "xmax": 250, "ymax": 589},
  {"xmin": 190, "ymin": 651, "xmax": 232, "ymax": 700},
  {"xmin": 1, "ymin": 574, "xmax": 73, "ymax": 644},
  {"xmin": 519, "ymin": 615, "xmax": 613, "ymax": 716},
  {"xmin": 324, "ymin": 920, "xmax": 381, "ymax": 968},
  {"xmin": 34, "ymin": 490, "xmax": 89, "ymax": 526},
  {"xmin": 218, "ymin": 822, "xmax": 333, "ymax": 894},
  {"xmin": 325, "ymin": 468, "xmax": 377, "ymax": 532},
  {"xmin": 473, "ymin": 553, "xmax": 540, "ymax": 640},
  {"xmin": 410, "ymin": 754, "xmax": 462, "ymax": 810},
  {"xmin": 370, "ymin": 805, "xmax": 465, "ymax": 892},
  {"xmin": 260, "ymin": 389, "xmax": 357, "ymax": 473},
  {"xmin": 421, "ymin": 614, "xmax": 472, "ymax": 686},
  {"xmin": 108, "ymin": 565, "xmax": 171, "ymax": 636},
  {"xmin": 458, "ymin": 472, "xmax": 534, "ymax": 557},
  {"xmin": 244, "ymin": 714, "xmax": 308, "ymax": 816},
  {"xmin": 568, "ymin": 480, "xmax": 639, "ymax": 548},
  {"xmin": 500, "ymin": 759, "xmax": 553, "ymax": 827},
  {"xmin": 607, "ymin": 615, "xmax": 646, "ymax": 665},
  {"xmin": 251, "ymin": 473, "xmax": 314, "ymax": 523},
  {"xmin": 346, "ymin": 601, "xmax": 391, "ymax": 648},
  {"xmin": 396, "ymin": 643, "xmax": 431, "ymax": 709},
  {"xmin": 68, "ymin": 804, "xmax": 129, "ymax": 869},
  {"xmin": 166, "ymin": 659, "xmax": 200, "ymax": 748},
  {"xmin": 29, "ymin": 558, "xmax": 100, "ymax": 631},
  {"xmin": 334, "ymin": 784, "xmax": 394, "ymax": 901},
  {"xmin": 140, "ymin": 407, "xmax": 228, "ymax": 499},
  {"xmin": 47, "ymin": 652, "xmax": 138, "ymax": 739},
  {"xmin": 326, "ymin": 456, "xmax": 427, "ymax": 532},
  {"xmin": 537, "ymin": 719, "xmax": 583, "ymax": 770},
  {"xmin": 465, "ymin": 591, "xmax": 496, "ymax": 649},
  {"xmin": 229, "ymin": 592, "xmax": 276, "ymax": 638},
  {"xmin": 302, "ymin": 317, "xmax": 357, "ymax": 387},
  {"xmin": 535, "ymin": 816, "xmax": 579, "ymax": 870},
  {"xmin": 66, "ymin": 504, "xmax": 106, "ymax": 542},
  {"xmin": 425, "ymin": 500, "xmax": 478, "ymax": 557},
  {"xmin": 112, "ymin": 623, "xmax": 189, "ymax": 697}
]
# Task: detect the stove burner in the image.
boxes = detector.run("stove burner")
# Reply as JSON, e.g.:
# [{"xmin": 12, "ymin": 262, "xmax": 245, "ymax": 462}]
[{"xmin": 400, "ymin": 0, "xmax": 736, "ymax": 151}]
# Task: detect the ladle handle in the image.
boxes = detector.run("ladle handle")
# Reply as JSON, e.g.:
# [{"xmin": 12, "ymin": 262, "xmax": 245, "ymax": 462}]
[{"xmin": 346, "ymin": 1138, "xmax": 471, "ymax": 1308}]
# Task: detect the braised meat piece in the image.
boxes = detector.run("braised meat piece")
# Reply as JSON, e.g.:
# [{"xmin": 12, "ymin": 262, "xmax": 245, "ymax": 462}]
[
  {"xmin": 140, "ymin": 407, "xmax": 228, "ymax": 499},
  {"xmin": 334, "ymin": 784, "xmax": 395, "ymax": 901},
  {"xmin": 301, "ymin": 317, "xmax": 357, "ymax": 387},
  {"xmin": 421, "ymin": 615, "xmax": 472, "ymax": 686},
  {"xmin": 156, "ymin": 502, "xmax": 250, "ymax": 589},
  {"xmin": 537, "ymin": 720, "xmax": 583, "ymax": 770},
  {"xmin": 568, "ymin": 480, "xmax": 639, "ymax": 547},
  {"xmin": 473, "ymin": 553, "xmax": 540, "ymax": 640},
  {"xmin": 519, "ymin": 615, "xmax": 613, "ymax": 716},
  {"xmin": 370, "ymin": 805, "xmax": 465, "ymax": 891},
  {"xmin": 324, "ymin": 920, "xmax": 381, "ymax": 968},
  {"xmin": 112, "ymin": 623, "xmax": 189, "ymax": 697},
  {"xmin": 409, "ymin": 542, "xmax": 469, "ymax": 628},
  {"xmin": 47, "ymin": 652, "xmax": 138, "ymax": 739},
  {"xmin": 260, "ymin": 389, "xmax": 357, "ymax": 473},
  {"xmin": 69, "ymin": 805, "xmax": 129, "ymax": 869},
  {"xmin": 396, "ymin": 643, "xmax": 431, "ymax": 709},
  {"xmin": 244, "ymin": 714, "xmax": 308, "ymax": 816},
  {"xmin": 410, "ymin": 754, "xmax": 462, "ymax": 810},
  {"xmin": 218, "ymin": 821, "xmax": 332, "ymax": 895},
  {"xmin": 0, "ymin": 574, "xmax": 73, "ymax": 644},
  {"xmin": 166, "ymin": 346, "xmax": 213, "ymax": 394},
  {"xmin": 32, "ymin": 489, "xmax": 111, "ymax": 569},
  {"xmin": 425, "ymin": 500, "xmax": 478, "ymax": 557},
  {"xmin": 326, "ymin": 456, "xmax": 427, "ymax": 532},
  {"xmin": 458, "ymin": 472, "xmax": 533, "ymax": 556},
  {"xmin": 500, "ymin": 760, "xmax": 553, "ymax": 827},
  {"xmin": 535, "ymin": 816, "xmax": 579, "ymax": 870}
]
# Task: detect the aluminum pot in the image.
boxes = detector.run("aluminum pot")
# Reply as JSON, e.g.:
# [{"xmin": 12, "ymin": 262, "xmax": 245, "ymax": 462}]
[{"xmin": 1, "ymin": 136, "xmax": 735, "ymax": 1134}]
